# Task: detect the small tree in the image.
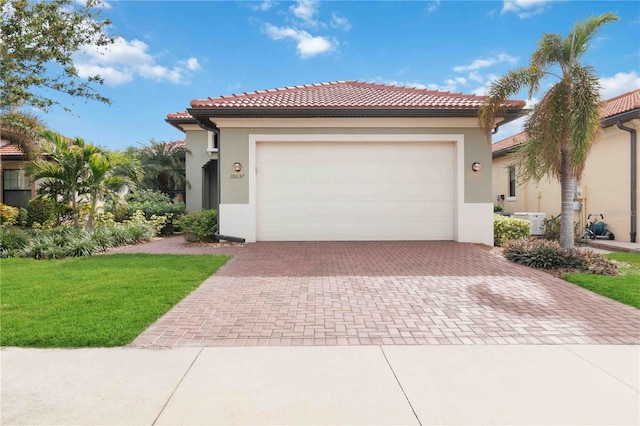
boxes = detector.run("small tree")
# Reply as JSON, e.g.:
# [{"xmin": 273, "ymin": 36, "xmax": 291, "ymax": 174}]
[
  {"xmin": 0, "ymin": 0, "xmax": 114, "ymax": 111},
  {"xmin": 480, "ymin": 13, "xmax": 619, "ymax": 248}
]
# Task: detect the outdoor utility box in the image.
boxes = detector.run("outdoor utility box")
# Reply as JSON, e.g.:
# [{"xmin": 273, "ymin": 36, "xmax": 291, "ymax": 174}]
[{"xmin": 513, "ymin": 212, "xmax": 547, "ymax": 236}]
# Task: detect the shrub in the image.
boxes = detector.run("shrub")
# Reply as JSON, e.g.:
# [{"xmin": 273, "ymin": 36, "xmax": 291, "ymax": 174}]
[
  {"xmin": 503, "ymin": 238, "xmax": 618, "ymax": 275},
  {"xmin": 543, "ymin": 214, "xmax": 561, "ymax": 240},
  {"xmin": 175, "ymin": 209, "xmax": 218, "ymax": 242},
  {"xmin": 26, "ymin": 196, "xmax": 60, "ymax": 227},
  {"xmin": 0, "ymin": 204, "xmax": 19, "ymax": 226},
  {"xmin": 494, "ymin": 204, "xmax": 503, "ymax": 212},
  {"xmin": 494, "ymin": 214, "xmax": 530, "ymax": 246},
  {"xmin": 106, "ymin": 189, "xmax": 184, "ymax": 234},
  {"xmin": 0, "ymin": 227, "xmax": 30, "ymax": 257},
  {"xmin": 1, "ymin": 213, "xmax": 162, "ymax": 259}
]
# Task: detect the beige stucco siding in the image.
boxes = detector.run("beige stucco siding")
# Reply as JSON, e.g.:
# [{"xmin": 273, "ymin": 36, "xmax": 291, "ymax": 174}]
[
  {"xmin": 492, "ymin": 119, "xmax": 640, "ymax": 241},
  {"xmin": 184, "ymin": 129, "xmax": 217, "ymax": 212},
  {"xmin": 216, "ymin": 124, "xmax": 491, "ymax": 205}
]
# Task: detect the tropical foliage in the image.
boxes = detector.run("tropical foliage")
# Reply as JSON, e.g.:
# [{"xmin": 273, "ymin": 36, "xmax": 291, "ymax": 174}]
[
  {"xmin": 479, "ymin": 13, "xmax": 619, "ymax": 248},
  {"xmin": 133, "ymin": 140, "xmax": 188, "ymax": 197},
  {"xmin": 25, "ymin": 130, "xmax": 142, "ymax": 227},
  {"xmin": 0, "ymin": 0, "xmax": 113, "ymax": 111}
]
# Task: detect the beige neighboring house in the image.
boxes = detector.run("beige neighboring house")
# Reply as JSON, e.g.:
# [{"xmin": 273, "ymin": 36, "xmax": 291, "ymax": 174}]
[
  {"xmin": 167, "ymin": 80, "xmax": 525, "ymax": 245},
  {"xmin": 0, "ymin": 141, "xmax": 34, "ymax": 208},
  {"xmin": 492, "ymin": 88, "xmax": 640, "ymax": 243}
]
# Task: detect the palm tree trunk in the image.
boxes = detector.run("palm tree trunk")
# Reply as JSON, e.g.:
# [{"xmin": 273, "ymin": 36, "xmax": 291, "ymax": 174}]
[
  {"xmin": 560, "ymin": 151, "xmax": 576, "ymax": 248},
  {"xmin": 71, "ymin": 196, "xmax": 79, "ymax": 227}
]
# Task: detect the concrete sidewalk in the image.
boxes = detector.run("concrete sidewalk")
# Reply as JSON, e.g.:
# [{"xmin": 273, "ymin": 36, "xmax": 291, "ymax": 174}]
[{"xmin": 2, "ymin": 345, "xmax": 638, "ymax": 425}]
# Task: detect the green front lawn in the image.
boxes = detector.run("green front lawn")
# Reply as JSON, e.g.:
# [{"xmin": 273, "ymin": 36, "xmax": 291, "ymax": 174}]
[
  {"xmin": 0, "ymin": 254, "xmax": 229, "ymax": 347},
  {"xmin": 566, "ymin": 252, "xmax": 640, "ymax": 309}
]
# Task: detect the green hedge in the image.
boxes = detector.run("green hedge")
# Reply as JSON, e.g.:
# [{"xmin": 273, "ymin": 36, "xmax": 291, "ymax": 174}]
[
  {"xmin": 494, "ymin": 214, "xmax": 531, "ymax": 246},
  {"xmin": 175, "ymin": 209, "xmax": 218, "ymax": 242}
]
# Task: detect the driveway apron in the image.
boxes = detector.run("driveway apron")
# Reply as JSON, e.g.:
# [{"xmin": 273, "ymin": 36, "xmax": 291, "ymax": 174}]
[{"xmin": 127, "ymin": 238, "xmax": 639, "ymax": 347}]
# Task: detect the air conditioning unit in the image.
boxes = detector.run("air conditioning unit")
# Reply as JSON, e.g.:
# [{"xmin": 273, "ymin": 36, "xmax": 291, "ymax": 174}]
[{"xmin": 513, "ymin": 212, "xmax": 547, "ymax": 236}]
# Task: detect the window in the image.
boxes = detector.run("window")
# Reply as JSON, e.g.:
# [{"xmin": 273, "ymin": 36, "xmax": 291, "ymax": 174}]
[
  {"xmin": 508, "ymin": 166, "xmax": 516, "ymax": 198},
  {"xmin": 3, "ymin": 169, "xmax": 31, "ymax": 208}
]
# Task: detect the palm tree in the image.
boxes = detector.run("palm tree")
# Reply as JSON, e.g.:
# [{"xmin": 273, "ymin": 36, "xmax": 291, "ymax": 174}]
[
  {"xmin": 135, "ymin": 140, "xmax": 188, "ymax": 196},
  {"xmin": 27, "ymin": 131, "xmax": 89, "ymax": 226},
  {"xmin": 26, "ymin": 131, "xmax": 141, "ymax": 228},
  {"xmin": 479, "ymin": 13, "xmax": 619, "ymax": 248},
  {"xmin": 0, "ymin": 110, "xmax": 46, "ymax": 159},
  {"xmin": 84, "ymin": 150, "xmax": 142, "ymax": 228}
]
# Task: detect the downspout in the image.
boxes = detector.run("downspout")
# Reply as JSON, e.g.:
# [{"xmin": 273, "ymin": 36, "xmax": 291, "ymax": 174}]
[
  {"xmin": 194, "ymin": 117, "xmax": 246, "ymax": 243},
  {"xmin": 616, "ymin": 121, "xmax": 637, "ymax": 243}
]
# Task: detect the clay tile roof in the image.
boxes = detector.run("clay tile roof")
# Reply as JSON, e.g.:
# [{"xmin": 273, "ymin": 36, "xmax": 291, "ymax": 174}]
[
  {"xmin": 189, "ymin": 80, "xmax": 526, "ymax": 110},
  {"xmin": 167, "ymin": 139, "xmax": 186, "ymax": 147},
  {"xmin": 493, "ymin": 89, "xmax": 640, "ymax": 154},
  {"xmin": 601, "ymin": 88, "xmax": 640, "ymax": 118},
  {"xmin": 492, "ymin": 131, "xmax": 527, "ymax": 156},
  {"xmin": 0, "ymin": 143, "xmax": 25, "ymax": 157},
  {"xmin": 166, "ymin": 111, "xmax": 194, "ymax": 120}
]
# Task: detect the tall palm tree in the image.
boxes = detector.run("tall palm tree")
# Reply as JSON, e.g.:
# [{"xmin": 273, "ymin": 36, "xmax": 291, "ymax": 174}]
[
  {"xmin": 135, "ymin": 140, "xmax": 188, "ymax": 195},
  {"xmin": 479, "ymin": 13, "xmax": 619, "ymax": 248},
  {"xmin": 0, "ymin": 110, "xmax": 46, "ymax": 159}
]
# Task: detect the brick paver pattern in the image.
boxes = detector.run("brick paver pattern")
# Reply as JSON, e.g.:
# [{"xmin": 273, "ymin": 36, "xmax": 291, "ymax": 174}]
[{"xmin": 123, "ymin": 237, "xmax": 639, "ymax": 347}]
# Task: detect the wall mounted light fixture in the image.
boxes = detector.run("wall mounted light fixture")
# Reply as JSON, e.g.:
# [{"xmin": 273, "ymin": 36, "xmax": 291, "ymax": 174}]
[
  {"xmin": 471, "ymin": 162, "xmax": 481, "ymax": 172},
  {"xmin": 233, "ymin": 162, "xmax": 242, "ymax": 172}
]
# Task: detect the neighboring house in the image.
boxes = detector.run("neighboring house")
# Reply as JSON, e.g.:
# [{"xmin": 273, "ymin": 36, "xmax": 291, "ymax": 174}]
[
  {"xmin": 492, "ymin": 88, "xmax": 640, "ymax": 243},
  {"xmin": 167, "ymin": 80, "xmax": 525, "ymax": 244},
  {"xmin": 0, "ymin": 140, "xmax": 34, "ymax": 208}
]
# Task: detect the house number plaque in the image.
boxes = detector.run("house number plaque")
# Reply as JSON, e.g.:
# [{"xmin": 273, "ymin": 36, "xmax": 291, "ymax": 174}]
[{"xmin": 230, "ymin": 173, "xmax": 245, "ymax": 179}]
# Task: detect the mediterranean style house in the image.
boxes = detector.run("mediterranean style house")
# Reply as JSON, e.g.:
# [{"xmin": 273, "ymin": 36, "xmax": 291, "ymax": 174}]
[
  {"xmin": 492, "ymin": 88, "xmax": 640, "ymax": 243},
  {"xmin": 167, "ymin": 80, "xmax": 525, "ymax": 244}
]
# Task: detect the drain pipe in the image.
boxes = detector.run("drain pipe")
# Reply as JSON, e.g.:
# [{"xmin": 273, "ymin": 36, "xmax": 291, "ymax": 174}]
[
  {"xmin": 616, "ymin": 121, "xmax": 637, "ymax": 243},
  {"xmin": 193, "ymin": 116, "xmax": 246, "ymax": 243}
]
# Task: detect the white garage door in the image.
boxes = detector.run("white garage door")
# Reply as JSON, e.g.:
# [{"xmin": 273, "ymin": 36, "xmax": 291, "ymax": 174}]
[{"xmin": 257, "ymin": 141, "xmax": 455, "ymax": 241}]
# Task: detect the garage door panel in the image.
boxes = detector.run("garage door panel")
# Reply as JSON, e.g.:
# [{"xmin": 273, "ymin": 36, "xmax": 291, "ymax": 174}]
[{"xmin": 257, "ymin": 141, "xmax": 454, "ymax": 241}]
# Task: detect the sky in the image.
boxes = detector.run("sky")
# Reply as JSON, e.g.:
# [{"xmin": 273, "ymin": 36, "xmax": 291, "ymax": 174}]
[{"xmin": 31, "ymin": 0, "xmax": 640, "ymax": 150}]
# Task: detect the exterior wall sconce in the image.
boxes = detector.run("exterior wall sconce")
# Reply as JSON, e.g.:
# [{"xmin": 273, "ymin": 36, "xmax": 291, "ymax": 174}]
[
  {"xmin": 471, "ymin": 162, "xmax": 481, "ymax": 172},
  {"xmin": 233, "ymin": 162, "xmax": 242, "ymax": 172}
]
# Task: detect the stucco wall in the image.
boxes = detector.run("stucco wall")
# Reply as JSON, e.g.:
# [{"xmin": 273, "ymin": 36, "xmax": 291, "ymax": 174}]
[
  {"xmin": 492, "ymin": 119, "xmax": 640, "ymax": 241},
  {"xmin": 214, "ymin": 123, "xmax": 491, "ymax": 205},
  {"xmin": 184, "ymin": 129, "xmax": 217, "ymax": 212}
]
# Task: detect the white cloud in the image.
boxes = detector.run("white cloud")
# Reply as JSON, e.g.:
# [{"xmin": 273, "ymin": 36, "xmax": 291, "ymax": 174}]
[
  {"xmin": 427, "ymin": 1, "xmax": 441, "ymax": 13},
  {"xmin": 454, "ymin": 53, "xmax": 518, "ymax": 73},
  {"xmin": 74, "ymin": 63, "xmax": 132, "ymax": 85},
  {"xmin": 73, "ymin": 36, "xmax": 200, "ymax": 85},
  {"xmin": 371, "ymin": 78, "xmax": 430, "ymax": 90},
  {"xmin": 501, "ymin": 0, "xmax": 551, "ymax": 18},
  {"xmin": 249, "ymin": 0, "xmax": 276, "ymax": 12},
  {"xmin": 290, "ymin": 0, "xmax": 319, "ymax": 26},
  {"xmin": 264, "ymin": 24, "xmax": 335, "ymax": 58},
  {"xmin": 331, "ymin": 13, "xmax": 351, "ymax": 31},
  {"xmin": 599, "ymin": 71, "xmax": 640, "ymax": 100}
]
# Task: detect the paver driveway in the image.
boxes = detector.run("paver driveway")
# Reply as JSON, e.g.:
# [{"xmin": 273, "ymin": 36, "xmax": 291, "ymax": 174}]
[{"xmin": 125, "ymin": 238, "xmax": 639, "ymax": 347}]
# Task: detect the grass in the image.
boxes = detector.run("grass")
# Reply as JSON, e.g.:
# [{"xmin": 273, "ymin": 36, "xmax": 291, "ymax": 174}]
[
  {"xmin": 0, "ymin": 254, "xmax": 229, "ymax": 347},
  {"xmin": 565, "ymin": 252, "xmax": 640, "ymax": 309}
]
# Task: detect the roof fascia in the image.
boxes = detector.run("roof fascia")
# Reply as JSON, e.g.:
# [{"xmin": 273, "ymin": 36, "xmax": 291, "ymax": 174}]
[
  {"xmin": 165, "ymin": 117, "xmax": 197, "ymax": 133},
  {"xmin": 601, "ymin": 109, "xmax": 640, "ymax": 128}
]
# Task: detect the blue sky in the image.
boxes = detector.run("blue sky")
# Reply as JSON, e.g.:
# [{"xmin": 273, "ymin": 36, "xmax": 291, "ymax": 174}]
[{"xmin": 38, "ymin": 0, "xmax": 640, "ymax": 150}]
